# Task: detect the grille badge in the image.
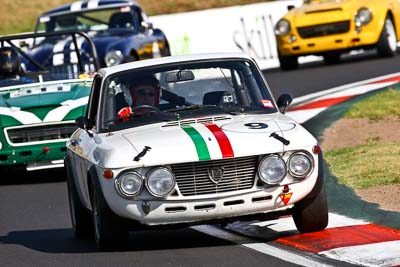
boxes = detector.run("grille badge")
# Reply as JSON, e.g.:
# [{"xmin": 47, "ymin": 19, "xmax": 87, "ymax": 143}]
[{"xmin": 208, "ymin": 167, "xmax": 224, "ymax": 184}]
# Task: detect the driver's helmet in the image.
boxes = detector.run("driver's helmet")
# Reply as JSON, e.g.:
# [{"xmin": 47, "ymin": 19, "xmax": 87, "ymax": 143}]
[
  {"xmin": 0, "ymin": 47, "xmax": 21, "ymax": 77},
  {"xmin": 129, "ymin": 75, "xmax": 160, "ymax": 107}
]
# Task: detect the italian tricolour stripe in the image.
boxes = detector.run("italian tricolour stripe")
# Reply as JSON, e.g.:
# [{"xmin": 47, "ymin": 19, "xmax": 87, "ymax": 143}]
[{"xmin": 182, "ymin": 123, "xmax": 234, "ymax": 161}]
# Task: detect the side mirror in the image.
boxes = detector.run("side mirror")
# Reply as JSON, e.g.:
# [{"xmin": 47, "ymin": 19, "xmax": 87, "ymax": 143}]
[
  {"xmin": 75, "ymin": 116, "xmax": 94, "ymax": 137},
  {"xmin": 287, "ymin": 5, "xmax": 295, "ymax": 11},
  {"xmin": 141, "ymin": 21, "xmax": 154, "ymax": 30},
  {"xmin": 75, "ymin": 116, "xmax": 90, "ymax": 129},
  {"xmin": 19, "ymin": 40, "xmax": 30, "ymax": 49},
  {"xmin": 277, "ymin": 94, "xmax": 293, "ymax": 114}
]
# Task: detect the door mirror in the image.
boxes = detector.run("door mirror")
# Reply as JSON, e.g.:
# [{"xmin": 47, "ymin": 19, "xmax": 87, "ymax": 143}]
[
  {"xmin": 141, "ymin": 21, "xmax": 153, "ymax": 30},
  {"xmin": 277, "ymin": 94, "xmax": 293, "ymax": 114},
  {"xmin": 75, "ymin": 116, "xmax": 89, "ymax": 129},
  {"xmin": 287, "ymin": 5, "xmax": 295, "ymax": 11}
]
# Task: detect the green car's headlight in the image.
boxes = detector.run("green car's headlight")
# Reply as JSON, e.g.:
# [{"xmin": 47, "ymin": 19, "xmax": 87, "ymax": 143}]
[
  {"xmin": 105, "ymin": 50, "xmax": 124, "ymax": 67},
  {"xmin": 275, "ymin": 19, "xmax": 291, "ymax": 36},
  {"xmin": 115, "ymin": 171, "xmax": 143, "ymax": 197},
  {"xmin": 288, "ymin": 152, "xmax": 313, "ymax": 178},
  {"xmin": 258, "ymin": 155, "xmax": 287, "ymax": 185},
  {"xmin": 355, "ymin": 8, "xmax": 372, "ymax": 26},
  {"xmin": 146, "ymin": 167, "xmax": 176, "ymax": 197}
]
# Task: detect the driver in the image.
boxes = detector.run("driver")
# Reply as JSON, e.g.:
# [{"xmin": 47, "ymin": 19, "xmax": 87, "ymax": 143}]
[
  {"xmin": 0, "ymin": 47, "xmax": 22, "ymax": 79},
  {"xmin": 117, "ymin": 75, "xmax": 160, "ymax": 121}
]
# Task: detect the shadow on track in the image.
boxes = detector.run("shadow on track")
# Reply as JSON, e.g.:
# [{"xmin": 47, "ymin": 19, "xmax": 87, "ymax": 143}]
[
  {"xmin": 0, "ymin": 168, "xmax": 66, "ymax": 186},
  {"xmin": 0, "ymin": 227, "xmax": 234, "ymax": 253}
]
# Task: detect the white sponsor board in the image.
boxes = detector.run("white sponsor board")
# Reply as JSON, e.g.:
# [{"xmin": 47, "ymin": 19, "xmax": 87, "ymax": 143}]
[{"xmin": 149, "ymin": 0, "xmax": 305, "ymax": 69}]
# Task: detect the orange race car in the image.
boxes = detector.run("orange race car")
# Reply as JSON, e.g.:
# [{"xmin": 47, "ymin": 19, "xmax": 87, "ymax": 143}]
[{"xmin": 275, "ymin": 0, "xmax": 400, "ymax": 70}]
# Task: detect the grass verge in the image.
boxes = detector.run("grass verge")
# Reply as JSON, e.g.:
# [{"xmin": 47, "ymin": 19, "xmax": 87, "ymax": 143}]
[{"xmin": 325, "ymin": 87, "xmax": 400, "ymax": 189}]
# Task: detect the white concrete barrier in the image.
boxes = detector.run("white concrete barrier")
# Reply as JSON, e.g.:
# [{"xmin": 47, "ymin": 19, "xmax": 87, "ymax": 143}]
[{"xmin": 149, "ymin": 0, "xmax": 304, "ymax": 69}]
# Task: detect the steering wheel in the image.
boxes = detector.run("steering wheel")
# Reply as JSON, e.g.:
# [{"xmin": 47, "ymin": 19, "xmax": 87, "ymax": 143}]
[{"xmin": 131, "ymin": 105, "xmax": 161, "ymax": 113}]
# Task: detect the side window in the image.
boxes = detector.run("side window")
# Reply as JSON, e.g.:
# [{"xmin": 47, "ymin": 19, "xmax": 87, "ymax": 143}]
[
  {"xmin": 133, "ymin": 7, "xmax": 145, "ymax": 31},
  {"xmin": 87, "ymin": 75, "xmax": 103, "ymax": 128}
]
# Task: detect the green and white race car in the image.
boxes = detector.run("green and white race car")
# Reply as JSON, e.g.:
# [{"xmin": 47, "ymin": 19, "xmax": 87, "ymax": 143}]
[{"xmin": 0, "ymin": 31, "xmax": 98, "ymax": 171}]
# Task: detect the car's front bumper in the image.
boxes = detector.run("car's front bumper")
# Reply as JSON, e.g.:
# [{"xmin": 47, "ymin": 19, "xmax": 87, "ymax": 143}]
[
  {"xmin": 0, "ymin": 141, "xmax": 67, "ymax": 170},
  {"xmin": 277, "ymin": 29, "xmax": 379, "ymax": 57},
  {"xmin": 99, "ymin": 165, "xmax": 319, "ymax": 226}
]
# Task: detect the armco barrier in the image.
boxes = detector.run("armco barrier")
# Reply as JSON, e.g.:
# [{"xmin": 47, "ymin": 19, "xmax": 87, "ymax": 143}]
[{"xmin": 149, "ymin": 0, "xmax": 304, "ymax": 70}]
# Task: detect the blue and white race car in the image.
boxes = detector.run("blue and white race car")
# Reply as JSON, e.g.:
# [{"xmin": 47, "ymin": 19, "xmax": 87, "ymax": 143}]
[{"xmin": 28, "ymin": 0, "xmax": 170, "ymax": 70}]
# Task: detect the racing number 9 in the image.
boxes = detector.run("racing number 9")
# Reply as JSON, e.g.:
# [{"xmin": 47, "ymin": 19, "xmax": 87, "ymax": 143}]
[{"xmin": 244, "ymin": 123, "xmax": 268, "ymax": 129}]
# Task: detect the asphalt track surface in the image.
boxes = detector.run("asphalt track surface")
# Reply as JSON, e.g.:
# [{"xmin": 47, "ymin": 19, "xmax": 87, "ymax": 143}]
[{"xmin": 1, "ymin": 51, "xmax": 400, "ymax": 267}]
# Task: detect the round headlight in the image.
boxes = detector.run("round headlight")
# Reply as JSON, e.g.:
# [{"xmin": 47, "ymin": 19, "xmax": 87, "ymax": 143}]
[
  {"xmin": 0, "ymin": 141, "xmax": 2, "ymax": 150},
  {"xmin": 115, "ymin": 171, "xmax": 143, "ymax": 197},
  {"xmin": 258, "ymin": 155, "xmax": 286, "ymax": 185},
  {"xmin": 105, "ymin": 50, "xmax": 124, "ymax": 67},
  {"xmin": 355, "ymin": 8, "xmax": 372, "ymax": 26},
  {"xmin": 288, "ymin": 152, "xmax": 313, "ymax": 178},
  {"xmin": 146, "ymin": 167, "xmax": 175, "ymax": 197},
  {"xmin": 275, "ymin": 19, "xmax": 291, "ymax": 36}
]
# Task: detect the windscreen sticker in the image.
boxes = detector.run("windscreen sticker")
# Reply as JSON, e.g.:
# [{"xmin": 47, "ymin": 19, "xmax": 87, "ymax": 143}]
[{"xmin": 261, "ymin": 99, "xmax": 274, "ymax": 109}]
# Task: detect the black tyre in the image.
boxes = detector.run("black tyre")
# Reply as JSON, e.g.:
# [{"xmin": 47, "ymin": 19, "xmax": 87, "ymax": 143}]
[
  {"xmin": 377, "ymin": 16, "xmax": 398, "ymax": 57},
  {"xmin": 91, "ymin": 182, "xmax": 128, "ymax": 251},
  {"xmin": 292, "ymin": 179, "xmax": 328, "ymax": 233},
  {"xmin": 65, "ymin": 157, "xmax": 93, "ymax": 238},
  {"xmin": 278, "ymin": 54, "xmax": 298, "ymax": 70},
  {"xmin": 323, "ymin": 52, "xmax": 341, "ymax": 65}
]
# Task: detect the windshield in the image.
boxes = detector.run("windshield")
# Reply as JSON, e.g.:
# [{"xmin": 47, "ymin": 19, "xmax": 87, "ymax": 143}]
[
  {"xmin": 37, "ymin": 6, "xmax": 136, "ymax": 33},
  {"xmin": 100, "ymin": 59, "xmax": 277, "ymax": 132}
]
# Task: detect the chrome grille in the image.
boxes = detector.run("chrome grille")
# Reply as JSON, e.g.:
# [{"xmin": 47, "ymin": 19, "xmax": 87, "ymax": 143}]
[
  {"xmin": 172, "ymin": 156, "xmax": 258, "ymax": 196},
  {"xmin": 297, "ymin": 21, "xmax": 350, "ymax": 39},
  {"xmin": 6, "ymin": 123, "xmax": 77, "ymax": 145}
]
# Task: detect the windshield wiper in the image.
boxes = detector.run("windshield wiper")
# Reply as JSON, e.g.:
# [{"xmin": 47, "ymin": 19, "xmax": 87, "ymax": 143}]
[{"xmin": 165, "ymin": 104, "xmax": 217, "ymax": 112}]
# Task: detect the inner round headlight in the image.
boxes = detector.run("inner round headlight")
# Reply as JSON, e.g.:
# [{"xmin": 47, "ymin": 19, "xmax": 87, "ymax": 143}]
[
  {"xmin": 355, "ymin": 8, "xmax": 372, "ymax": 26},
  {"xmin": 288, "ymin": 152, "xmax": 313, "ymax": 178},
  {"xmin": 0, "ymin": 141, "xmax": 2, "ymax": 150},
  {"xmin": 105, "ymin": 50, "xmax": 124, "ymax": 67},
  {"xmin": 146, "ymin": 167, "xmax": 175, "ymax": 197},
  {"xmin": 258, "ymin": 155, "xmax": 286, "ymax": 185},
  {"xmin": 116, "ymin": 171, "xmax": 143, "ymax": 197},
  {"xmin": 275, "ymin": 19, "xmax": 291, "ymax": 36}
]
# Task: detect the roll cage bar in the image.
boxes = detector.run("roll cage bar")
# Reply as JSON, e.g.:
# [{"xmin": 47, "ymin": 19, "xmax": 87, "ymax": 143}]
[{"xmin": 0, "ymin": 30, "xmax": 100, "ymax": 73}]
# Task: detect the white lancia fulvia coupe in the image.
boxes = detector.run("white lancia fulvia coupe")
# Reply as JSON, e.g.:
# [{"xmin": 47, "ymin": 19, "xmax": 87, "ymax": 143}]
[{"xmin": 65, "ymin": 53, "xmax": 328, "ymax": 251}]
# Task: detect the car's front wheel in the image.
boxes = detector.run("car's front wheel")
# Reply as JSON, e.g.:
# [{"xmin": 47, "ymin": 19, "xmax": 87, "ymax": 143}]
[
  {"xmin": 91, "ymin": 182, "xmax": 129, "ymax": 251},
  {"xmin": 292, "ymin": 174, "xmax": 328, "ymax": 233},
  {"xmin": 377, "ymin": 16, "xmax": 398, "ymax": 57},
  {"xmin": 65, "ymin": 157, "xmax": 93, "ymax": 238}
]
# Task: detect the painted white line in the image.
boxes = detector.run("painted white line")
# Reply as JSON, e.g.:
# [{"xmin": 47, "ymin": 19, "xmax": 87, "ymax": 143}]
[
  {"xmin": 192, "ymin": 225, "xmax": 334, "ymax": 267},
  {"xmin": 292, "ymin": 72, "xmax": 400, "ymax": 106},
  {"xmin": 286, "ymin": 107, "xmax": 326, "ymax": 124},
  {"xmin": 320, "ymin": 240, "xmax": 400, "ymax": 267}
]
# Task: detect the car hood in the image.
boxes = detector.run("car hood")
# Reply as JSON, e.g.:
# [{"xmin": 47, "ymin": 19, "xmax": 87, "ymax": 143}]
[
  {"xmin": 94, "ymin": 114, "xmax": 318, "ymax": 168},
  {"xmin": 0, "ymin": 80, "xmax": 91, "ymax": 127},
  {"xmin": 290, "ymin": 0, "xmax": 362, "ymax": 26},
  {"xmin": 30, "ymin": 31, "xmax": 132, "ymax": 66}
]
